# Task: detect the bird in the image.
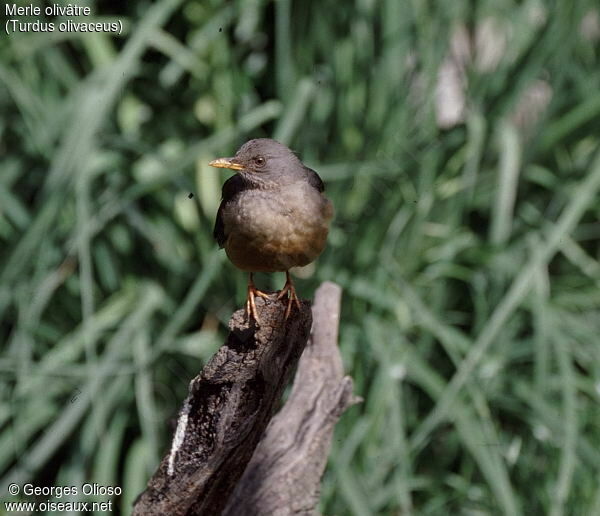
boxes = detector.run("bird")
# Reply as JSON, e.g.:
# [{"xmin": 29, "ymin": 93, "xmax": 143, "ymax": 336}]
[{"xmin": 209, "ymin": 138, "xmax": 333, "ymax": 324}]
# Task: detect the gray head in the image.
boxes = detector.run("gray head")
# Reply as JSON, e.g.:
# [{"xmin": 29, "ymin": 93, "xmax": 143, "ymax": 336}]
[{"xmin": 209, "ymin": 138, "xmax": 306, "ymax": 188}]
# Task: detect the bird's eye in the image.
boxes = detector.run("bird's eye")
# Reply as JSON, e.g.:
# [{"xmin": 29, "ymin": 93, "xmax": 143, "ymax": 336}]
[{"xmin": 254, "ymin": 156, "xmax": 266, "ymax": 167}]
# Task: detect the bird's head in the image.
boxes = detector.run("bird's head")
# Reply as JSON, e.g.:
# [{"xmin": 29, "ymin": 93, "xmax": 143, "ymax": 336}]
[{"xmin": 209, "ymin": 138, "xmax": 303, "ymax": 188}]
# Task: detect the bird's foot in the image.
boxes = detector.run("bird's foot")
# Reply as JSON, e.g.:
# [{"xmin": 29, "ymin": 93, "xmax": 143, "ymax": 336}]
[
  {"xmin": 276, "ymin": 272, "xmax": 302, "ymax": 320},
  {"xmin": 245, "ymin": 280, "xmax": 272, "ymax": 325}
]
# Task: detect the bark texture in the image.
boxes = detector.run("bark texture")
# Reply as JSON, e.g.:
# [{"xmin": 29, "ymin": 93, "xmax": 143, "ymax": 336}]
[
  {"xmin": 133, "ymin": 282, "xmax": 356, "ymax": 515},
  {"xmin": 223, "ymin": 281, "xmax": 360, "ymax": 516}
]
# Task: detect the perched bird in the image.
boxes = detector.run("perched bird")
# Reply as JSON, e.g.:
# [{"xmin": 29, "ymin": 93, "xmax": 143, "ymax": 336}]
[{"xmin": 209, "ymin": 139, "xmax": 333, "ymax": 323}]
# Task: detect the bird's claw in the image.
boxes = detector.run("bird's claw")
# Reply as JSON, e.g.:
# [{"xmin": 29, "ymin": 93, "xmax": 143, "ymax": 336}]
[
  {"xmin": 276, "ymin": 272, "xmax": 302, "ymax": 320},
  {"xmin": 245, "ymin": 276, "xmax": 272, "ymax": 325},
  {"xmin": 246, "ymin": 272, "xmax": 301, "ymax": 324}
]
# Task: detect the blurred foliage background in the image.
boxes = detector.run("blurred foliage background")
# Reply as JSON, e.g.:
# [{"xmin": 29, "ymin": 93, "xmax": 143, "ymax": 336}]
[{"xmin": 1, "ymin": 0, "xmax": 600, "ymax": 514}]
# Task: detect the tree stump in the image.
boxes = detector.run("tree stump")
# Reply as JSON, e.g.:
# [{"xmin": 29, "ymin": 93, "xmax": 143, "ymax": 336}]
[{"xmin": 133, "ymin": 282, "xmax": 358, "ymax": 515}]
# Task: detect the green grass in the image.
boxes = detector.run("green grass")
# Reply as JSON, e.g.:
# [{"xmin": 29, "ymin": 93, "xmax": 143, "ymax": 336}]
[{"xmin": 2, "ymin": 1, "xmax": 600, "ymax": 514}]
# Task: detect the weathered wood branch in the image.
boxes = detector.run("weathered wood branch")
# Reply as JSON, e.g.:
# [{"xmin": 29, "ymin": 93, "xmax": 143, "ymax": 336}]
[
  {"xmin": 133, "ymin": 282, "xmax": 357, "ymax": 515},
  {"xmin": 223, "ymin": 281, "xmax": 361, "ymax": 516}
]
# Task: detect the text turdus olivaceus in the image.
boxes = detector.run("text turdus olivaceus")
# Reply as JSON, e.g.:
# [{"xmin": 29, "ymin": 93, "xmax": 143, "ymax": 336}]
[{"xmin": 210, "ymin": 139, "xmax": 333, "ymax": 324}]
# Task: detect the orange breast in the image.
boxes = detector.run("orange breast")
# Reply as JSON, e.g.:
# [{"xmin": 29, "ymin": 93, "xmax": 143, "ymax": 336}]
[
  {"xmin": 222, "ymin": 186, "xmax": 333, "ymax": 272},
  {"xmin": 225, "ymin": 222, "xmax": 329, "ymax": 272}
]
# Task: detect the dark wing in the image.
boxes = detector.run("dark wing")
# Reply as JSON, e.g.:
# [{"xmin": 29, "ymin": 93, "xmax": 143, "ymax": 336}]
[
  {"xmin": 213, "ymin": 202, "xmax": 227, "ymax": 248},
  {"xmin": 304, "ymin": 166, "xmax": 325, "ymax": 192},
  {"xmin": 213, "ymin": 174, "xmax": 247, "ymax": 248}
]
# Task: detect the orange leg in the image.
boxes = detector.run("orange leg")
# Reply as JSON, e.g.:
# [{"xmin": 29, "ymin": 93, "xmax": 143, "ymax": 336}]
[
  {"xmin": 276, "ymin": 271, "xmax": 302, "ymax": 319},
  {"xmin": 245, "ymin": 273, "xmax": 271, "ymax": 324}
]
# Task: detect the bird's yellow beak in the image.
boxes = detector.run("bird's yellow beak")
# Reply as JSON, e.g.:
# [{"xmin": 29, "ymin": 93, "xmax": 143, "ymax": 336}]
[{"xmin": 208, "ymin": 157, "xmax": 244, "ymax": 171}]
